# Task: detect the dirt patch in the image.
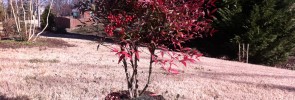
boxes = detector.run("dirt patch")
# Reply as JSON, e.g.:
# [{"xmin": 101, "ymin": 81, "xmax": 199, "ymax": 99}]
[
  {"xmin": 28, "ymin": 58, "xmax": 60, "ymax": 63},
  {"xmin": 37, "ymin": 38, "xmax": 76, "ymax": 48},
  {"xmin": 105, "ymin": 90, "xmax": 165, "ymax": 100},
  {"xmin": 68, "ymin": 24, "xmax": 105, "ymax": 36},
  {"xmin": 0, "ymin": 38, "xmax": 75, "ymax": 49}
]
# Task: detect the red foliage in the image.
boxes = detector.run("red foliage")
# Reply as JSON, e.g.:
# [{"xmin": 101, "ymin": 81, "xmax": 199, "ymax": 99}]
[{"xmin": 103, "ymin": 0, "xmax": 216, "ymax": 73}]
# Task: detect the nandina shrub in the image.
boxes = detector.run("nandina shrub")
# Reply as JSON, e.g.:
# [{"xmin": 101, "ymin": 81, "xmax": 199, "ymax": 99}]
[{"xmin": 96, "ymin": 0, "xmax": 217, "ymax": 98}]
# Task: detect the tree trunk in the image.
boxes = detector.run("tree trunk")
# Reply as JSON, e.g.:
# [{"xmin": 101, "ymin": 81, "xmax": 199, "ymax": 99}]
[
  {"xmin": 242, "ymin": 43, "xmax": 245, "ymax": 62},
  {"xmin": 10, "ymin": 0, "xmax": 20, "ymax": 33},
  {"xmin": 247, "ymin": 44, "xmax": 249, "ymax": 63},
  {"xmin": 134, "ymin": 46, "xmax": 139, "ymax": 97},
  {"xmin": 15, "ymin": 0, "xmax": 21, "ymax": 33},
  {"xmin": 37, "ymin": 0, "xmax": 41, "ymax": 28},
  {"xmin": 20, "ymin": 0, "xmax": 27, "ymax": 38},
  {"xmin": 140, "ymin": 48, "xmax": 154, "ymax": 96},
  {"xmin": 238, "ymin": 43, "xmax": 241, "ymax": 62},
  {"xmin": 33, "ymin": 0, "xmax": 54, "ymax": 41},
  {"xmin": 29, "ymin": 0, "xmax": 33, "ymax": 39}
]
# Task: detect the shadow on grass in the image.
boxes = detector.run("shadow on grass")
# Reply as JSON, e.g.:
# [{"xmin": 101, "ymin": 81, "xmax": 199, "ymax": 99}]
[
  {"xmin": 200, "ymin": 71, "xmax": 295, "ymax": 79},
  {"xmin": 0, "ymin": 95, "xmax": 30, "ymax": 100},
  {"xmin": 40, "ymin": 31, "xmax": 115, "ymax": 44},
  {"xmin": 198, "ymin": 71, "xmax": 295, "ymax": 92},
  {"xmin": 0, "ymin": 38, "xmax": 75, "ymax": 49}
]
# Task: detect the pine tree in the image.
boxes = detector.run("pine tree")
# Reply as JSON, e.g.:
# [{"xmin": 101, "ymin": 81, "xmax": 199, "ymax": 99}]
[
  {"xmin": 244, "ymin": 0, "xmax": 295, "ymax": 65},
  {"xmin": 186, "ymin": 0, "xmax": 242, "ymax": 58},
  {"xmin": 211, "ymin": 0, "xmax": 295, "ymax": 65},
  {"xmin": 41, "ymin": 5, "xmax": 55, "ymax": 31}
]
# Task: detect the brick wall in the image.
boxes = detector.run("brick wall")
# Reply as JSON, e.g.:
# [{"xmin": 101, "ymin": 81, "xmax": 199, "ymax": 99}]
[
  {"xmin": 55, "ymin": 11, "xmax": 93, "ymax": 29},
  {"xmin": 55, "ymin": 17, "xmax": 71, "ymax": 28}
]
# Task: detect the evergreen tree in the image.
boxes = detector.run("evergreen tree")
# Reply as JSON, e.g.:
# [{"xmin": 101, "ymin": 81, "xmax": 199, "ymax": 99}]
[
  {"xmin": 186, "ymin": 0, "xmax": 241, "ymax": 58},
  {"xmin": 41, "ymin": 5, "xmax": 55, "ymax": 31},
  {"xmin": 243, "ymin": 0, "xmax": 295, "ymax": 65},
  {"xmin": 207, "ymin": 0, "xmax": 295, "ymax": 65}
]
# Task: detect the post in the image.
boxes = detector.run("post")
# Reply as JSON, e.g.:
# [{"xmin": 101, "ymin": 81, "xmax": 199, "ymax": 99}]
[
  {"xmin": 238, "ymin": 43, "xmax": 241, "ymax": 62},
  {"xmin": 37, "ymin": 0, "xmax": 41, "ymax": 28},
  {"xmin": 247, "ymin": 44, "xmax": 249, "ymax": 63},
  {"xmin": 0, "ymin": 22, "xmax": 2, "ymax": 31},
  {"xmin": 0, "ymin": 22, "xmax": 2, "ymax": 40},
  {"xmin": 242, "ymin": 43, "xmax": 245, "ymax": 62}
]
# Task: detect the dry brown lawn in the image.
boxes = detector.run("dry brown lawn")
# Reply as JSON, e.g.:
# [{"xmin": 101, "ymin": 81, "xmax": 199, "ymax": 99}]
[{"xmin": 0, "ymin": 36, "xmax": 295, "ymax": 100}]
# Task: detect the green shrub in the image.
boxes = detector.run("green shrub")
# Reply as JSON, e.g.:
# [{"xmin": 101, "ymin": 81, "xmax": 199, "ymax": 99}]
[
  {"xmin": 41, "ymin": 5, "xmax": 55, "ymax": 31},
  {"xmin": 200, "ymin": 0, "xmax": 295, "ymax": 66}
]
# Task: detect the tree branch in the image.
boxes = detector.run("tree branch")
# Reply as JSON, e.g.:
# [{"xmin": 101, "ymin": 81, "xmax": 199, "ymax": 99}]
[{"xmin": 139, "ymin": 50, "xmax": 154, "ymax": 95}]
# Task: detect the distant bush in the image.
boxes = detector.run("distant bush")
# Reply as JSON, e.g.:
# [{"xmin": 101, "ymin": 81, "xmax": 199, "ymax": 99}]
[{"xmin": 2, "ymin": 18, "xmax": 18, "ymax": 39}]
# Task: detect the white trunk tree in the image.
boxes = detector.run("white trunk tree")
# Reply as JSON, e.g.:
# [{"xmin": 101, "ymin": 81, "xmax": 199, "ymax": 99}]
[
  {"xmin": 9, "ymin": 0, "xmax": 54, "ymax": 41},
  {"xmin": 34, "ymin": 0, "xmax": 53, "ymax": 41},
  {"xmin": 10, "ymin": 0, "xmax": 20, "ymax": 34}
]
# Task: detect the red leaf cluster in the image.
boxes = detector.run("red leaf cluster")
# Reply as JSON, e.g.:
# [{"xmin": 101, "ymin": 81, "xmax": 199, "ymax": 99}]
[{"xmin": 101, "ymin": 0, "xmax": 217, "ymax": 73}]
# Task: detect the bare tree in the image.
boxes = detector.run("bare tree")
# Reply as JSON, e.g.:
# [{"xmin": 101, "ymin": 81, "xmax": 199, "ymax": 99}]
[
  {"xmin": 20, "ymin": 0, "xmax": 27, "ymax": 37},
  {"xmin": 0, "ymin": 0, "xmax": 6, "ymax": 21},
  {"xmin": 33, "ymin": 0, "xmax": 53, "ymax": 41},
  {"xmin": 51, "ymin": 0, "xmax": 72, "ymax": 16},
  {"xmin": 10, "ymin": 0, "xmax": 20, "ymax": 34},
  {"xmin": 9, "ymin": 0, "xmax": 54, "ymax": 41}
]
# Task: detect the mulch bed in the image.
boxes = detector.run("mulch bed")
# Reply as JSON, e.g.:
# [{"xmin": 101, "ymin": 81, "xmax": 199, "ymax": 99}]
[
  {"xmin": 0, "ymin": 38, "xmax": 76, "ymax": 49},
  {"xmin": 105, "ymin": 90, "xmax": 165, "ymax": 100}
]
